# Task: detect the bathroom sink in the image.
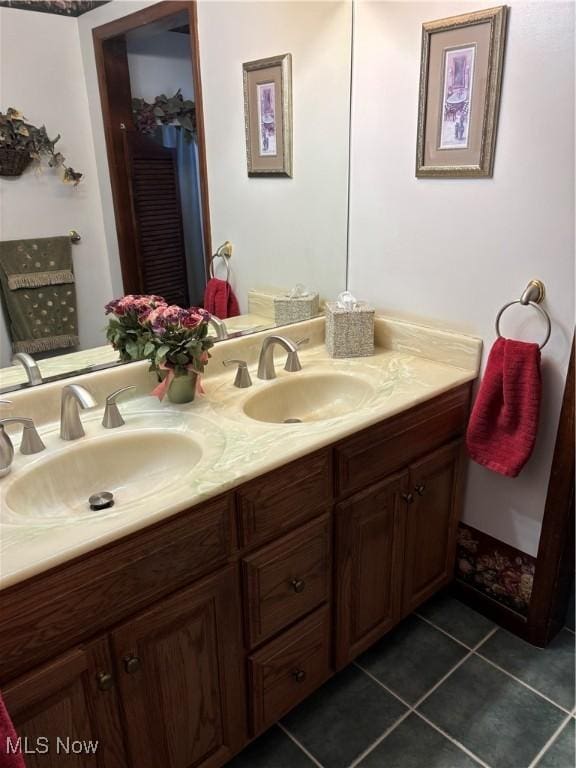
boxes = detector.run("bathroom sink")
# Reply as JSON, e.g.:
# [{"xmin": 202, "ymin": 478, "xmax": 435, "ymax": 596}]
[
  {"xmin": 4, "ymin": 429, "xmax": 203, "ymax": 524},
  {"xmin": 243, "ymin": 373, "xmax": 375, "ymax": 424}
]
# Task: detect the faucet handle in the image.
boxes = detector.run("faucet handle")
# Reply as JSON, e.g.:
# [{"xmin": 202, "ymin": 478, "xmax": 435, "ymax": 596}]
[
  {"xmin": 105, "ymin": 385, "xmax": 137, "ymax": 405},
  {"xmin": 284, "ymin": 338, "xmax": 306, "ymax": 373},
  {"xmin": 102, "ymin": 385, "xmax": 136, "ymax": 429},
  {"xmin": 0, "ymin": 417, "xmax": 45, "ymax": 455},
  {"xmin": 222, "ymin": 359, "xmax": 252, "ymax": 388}
]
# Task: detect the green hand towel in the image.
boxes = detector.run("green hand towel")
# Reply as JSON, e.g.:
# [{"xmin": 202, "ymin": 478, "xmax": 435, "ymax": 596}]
[{"xmin": 0, "ymin": 236, "xmax": 79, "ymax": 354}]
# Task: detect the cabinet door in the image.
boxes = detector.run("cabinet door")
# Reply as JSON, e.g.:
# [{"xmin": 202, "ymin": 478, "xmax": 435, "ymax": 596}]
[
  {"xmin": 335, "ymin": 471, "xmax": 409, "ymax": 667},
  {"xmin": 111, "ymin": 566, "xmax": 245, "ymax": 768},
  {"xmin": 3, "ymin": 638, "xmax": 126, "ymax": 768},
  {"xmin": 403, "ymin": 440, "xmax": 464, "ymax": 615}
]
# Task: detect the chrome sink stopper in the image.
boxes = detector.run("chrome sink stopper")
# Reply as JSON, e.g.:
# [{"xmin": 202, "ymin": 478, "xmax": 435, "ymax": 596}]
[{"xmin": 88, "ymin": 491, "xmax": 114, "ymax": 511}]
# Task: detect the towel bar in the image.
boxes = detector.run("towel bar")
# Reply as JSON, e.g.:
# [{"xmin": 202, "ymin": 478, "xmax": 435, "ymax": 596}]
[
  {"xmin": 495, "ymin": 280, "xmax": 551, "ymax": 349},
  {"xmin": 209, "ymin": 241, "xmax": 232, "ymax": 281}
]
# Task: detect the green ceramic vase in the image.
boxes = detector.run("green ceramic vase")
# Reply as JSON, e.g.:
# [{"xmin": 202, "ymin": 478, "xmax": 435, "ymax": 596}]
[{"xmin": 167, "ymin": 372, "xmax": 197, "ymax": 404}]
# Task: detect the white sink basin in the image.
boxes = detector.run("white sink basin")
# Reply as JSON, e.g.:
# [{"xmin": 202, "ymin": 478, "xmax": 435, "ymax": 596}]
[
  {"xmin": 243, "ymin": 373, "xmax": 375, "ymax": 424},
  {"xmin": 4, "ymin": 429, "xmax": 203, "ymax": 523}
]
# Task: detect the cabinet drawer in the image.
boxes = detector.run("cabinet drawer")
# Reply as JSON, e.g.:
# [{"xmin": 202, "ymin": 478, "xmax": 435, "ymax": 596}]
[
  {"xmin": 335, "ymin": 385, "xmax": 471, "ymax": 496},
  {"xmin": 237, "ymin": 449, "xmax": 332, "ymax": 548},
  {"xmin": 243, "ymin": 515, "xmax": 331, "ymax": 647},
  {"xmin": 249, "ymin": 606, "xmax": 331, "ymax": 735}
]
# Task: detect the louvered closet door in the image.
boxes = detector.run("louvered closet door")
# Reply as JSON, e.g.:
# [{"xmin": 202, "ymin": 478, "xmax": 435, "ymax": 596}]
[{"xmin": 123, "ymin": 130, "xmax": 190, "ymax": 306}]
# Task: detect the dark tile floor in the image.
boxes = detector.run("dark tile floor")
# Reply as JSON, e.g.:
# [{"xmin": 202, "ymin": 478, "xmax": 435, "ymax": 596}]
[{"xmin": 229, "ymin": 593, "xmax": 576, "ymax": 768}]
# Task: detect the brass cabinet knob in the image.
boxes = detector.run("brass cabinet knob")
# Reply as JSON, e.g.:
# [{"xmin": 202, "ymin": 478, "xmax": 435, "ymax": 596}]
[
  {"xmin": 292, "ymin": 669, "xmax": 306, "ymax": 683},
  {"xmin": 401, "ymin": 492, "xmax": 414, "ymax": 504},
  {"xmin": 415, "ymin": 484, "xmax": 426, "ymax": 496},
  {"xmin": 290, "ymin": 578, "xmax": 305, "ymax": 593},
  {"xmin": 96, "ymin": 672, "xmax": 114, "ymax": 691},
  {"xmin": 123, "ymin": 655, "xmax": 142, "ymax": 674}
]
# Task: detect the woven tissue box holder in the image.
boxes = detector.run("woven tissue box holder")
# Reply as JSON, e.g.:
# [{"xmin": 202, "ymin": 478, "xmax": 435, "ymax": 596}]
[
  {"xmin": 325, "ymin": 300, "xmax": 375, "ymax": 358},
  {"xmin": 274, "ymin": 290, "xmax": 319, "ymax": 325}
]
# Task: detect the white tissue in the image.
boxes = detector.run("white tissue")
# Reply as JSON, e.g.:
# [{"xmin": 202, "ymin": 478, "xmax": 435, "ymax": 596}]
[
  {"xmin": 337, "ymin": 291, "xmax": 358, "ymax": 310},
  {"xmin": 288, "ymin": 283, "xmax": 312, "ymax": 299}
]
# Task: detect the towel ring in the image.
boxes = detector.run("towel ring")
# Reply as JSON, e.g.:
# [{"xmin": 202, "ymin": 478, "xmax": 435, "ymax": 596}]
[
  {"xmin": 495, "ymin": 300, "xmax": 551, "ymax": 350},
  {"xmin": 209, "ymin": 242, "xmax": 232, "ymax": 281}
]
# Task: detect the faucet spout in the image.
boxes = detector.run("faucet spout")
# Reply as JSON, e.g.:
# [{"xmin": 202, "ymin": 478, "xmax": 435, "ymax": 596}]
[
  {"xmin": 257, "ymin": 335, "xmax": 303, "ymax": 380},
  {"xmin": 60, "ymin": 384, "xmax": 97, "ymax": 441},
  {"xmin": 207, "ymin": 314, "xmax": 228, "ymax": 340},
  {"xmin": 12, "ymin": 352, "xmax": 42, "ymax": 386}
]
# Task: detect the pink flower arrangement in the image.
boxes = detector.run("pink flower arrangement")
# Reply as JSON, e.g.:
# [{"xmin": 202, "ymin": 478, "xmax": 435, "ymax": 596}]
[
  {"xmin": 105, "ymin": 294, "xmax": 166, "ymax": 363},
  {"xmin": 144, "ymin": 304, "xmax": 209, "ymax": 334},
  {"xmin": 104, "ymin": 294, "xmax": 166, "ymax": 319},
  {"xmin": 104, "ymin": 295, "xmax": 214, "ymax": 399}
]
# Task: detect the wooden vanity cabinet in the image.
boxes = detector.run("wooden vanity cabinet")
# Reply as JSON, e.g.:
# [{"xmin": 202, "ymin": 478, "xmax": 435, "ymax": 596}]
[
  {"xmin": 402, "ymin": 440, "xmax": 464, "ymax": 615},
  {"xmin": 334, "ymin": 471, "xmax": 408, "ymax": 666},
  {"xmin": 111, "ymin": 566, "xmax": 245, "ymax": 768},
  {"xmin": 2, "ymin": 638, "xmax": 126, "ymax": 768},
  {"xmin": 1, "ymin": 384, "xmax": 471, "ymax": 768}
]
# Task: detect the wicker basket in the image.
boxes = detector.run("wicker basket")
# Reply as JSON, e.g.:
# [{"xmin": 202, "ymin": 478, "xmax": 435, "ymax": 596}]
[{"xmin": 0, "ymin": 149, "xmax": 32, "ymax": 177}]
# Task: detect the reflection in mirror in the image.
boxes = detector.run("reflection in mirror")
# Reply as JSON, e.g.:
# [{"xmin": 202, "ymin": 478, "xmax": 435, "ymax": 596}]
[{"xmin": 0, "ymin": 0, "xmax": 352, "ymax": 393}]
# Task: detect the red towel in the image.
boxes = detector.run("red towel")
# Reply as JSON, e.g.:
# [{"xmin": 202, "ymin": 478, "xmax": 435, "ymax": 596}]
[
  {"xmin": 466, "ymin": 337, "xmax": 542, "ymax": 477},
  {"xmin": 0, "ymin": 694, "xmax": 25, "ymax": 768},
  {"xmin": 203, "ymin": 278, "xmax": 240, "ymax": 319}
]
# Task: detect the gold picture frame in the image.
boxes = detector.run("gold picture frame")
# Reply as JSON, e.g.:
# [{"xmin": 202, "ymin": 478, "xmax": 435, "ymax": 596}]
[
  {"xmin": 416, "ymin": 6, "xmax": 507, "ymax": 178},
  {"xmin": 243, "ymin": 53, "xmax": 292, "ymax": 177}
]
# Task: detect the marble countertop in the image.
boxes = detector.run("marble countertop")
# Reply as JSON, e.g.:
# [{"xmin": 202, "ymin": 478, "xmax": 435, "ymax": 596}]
[{"xmin": 0, "ymin": 315, "xmax": 482, "ymax": 590}]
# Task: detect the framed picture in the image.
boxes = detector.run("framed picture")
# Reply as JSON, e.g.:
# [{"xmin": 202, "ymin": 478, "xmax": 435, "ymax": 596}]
[
  {"xmin": 243, "ymin": 53, "xmax": 292, "ymax": 177},
  {"xmin": 416, "ymin": 6, "xmax": 507, "ymax": 178}
]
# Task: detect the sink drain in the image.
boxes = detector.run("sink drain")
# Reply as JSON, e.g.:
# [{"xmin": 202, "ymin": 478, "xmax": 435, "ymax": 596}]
[
  {"xmin": 283, "ymin": 418, "xmax": 303, "ymax": 424},
  {"xmin": 88, "ymin": 491, "xmax": 115, "ymax": 511}
]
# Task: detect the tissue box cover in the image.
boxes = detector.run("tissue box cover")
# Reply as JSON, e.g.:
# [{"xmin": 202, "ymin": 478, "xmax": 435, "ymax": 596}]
[
  {"xmin": 325, "ymin": 301, "xmax": 375, "ymax": 358},
  {"xmin": 274, "ymin": 292, "xmax": 320, "ymax": 325}
]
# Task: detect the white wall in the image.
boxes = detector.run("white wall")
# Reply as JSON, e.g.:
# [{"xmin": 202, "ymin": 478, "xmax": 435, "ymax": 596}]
[
  {"xmin": 348, "ymin": 0, "xmax": 575, "ymax": 556},
  {"xmin": 197, "ymin": 1, "xmax": 352, "ymax": 308},
  {"xmin": 127, "ymin": 30, "xmax": 195, "ymax": 102},
  {"xmin": 0, "ymin": 7, "xmax": 113, "ymax": 365}
]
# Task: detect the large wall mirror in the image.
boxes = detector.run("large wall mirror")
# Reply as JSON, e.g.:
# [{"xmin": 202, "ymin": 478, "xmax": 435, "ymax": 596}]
[{"xmin": 0, "ymin": 0, "xmax": 352, "ymax": 392}]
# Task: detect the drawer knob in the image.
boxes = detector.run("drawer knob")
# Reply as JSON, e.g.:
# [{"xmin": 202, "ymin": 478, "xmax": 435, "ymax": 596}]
[
  {"xmin": 96, "ymin": 672, "xmax": 114, "ymax": 691},
  {"xmin": 123, "ymin": 655, "xmax": 142, "ymax": 674},
  {"xmin": 415, "ymin": 484, "xmax": 426, "ymax": 496},
  {"xmin": 292, "ymin": 669, "xmax": 306, "ymax": 683},
  {"xmin": 401, "ymin": 492, "xmax": 414, "ymax": 504},
  {"xmin": 290, "ymin": 578, "xmax": 306, "ymax": 593}
]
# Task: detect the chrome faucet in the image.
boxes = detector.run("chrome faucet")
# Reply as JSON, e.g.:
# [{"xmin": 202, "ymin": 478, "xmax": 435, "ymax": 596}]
[
  {"xmin": 12, "ymin": 352, "xmax": 42, "ymax": 386},
  {"xmin": 60, "ymin": 384, "xmax": 97, "ymax": 441},
  {"xmin": 0, "ymin": 417, "xmax": 45, "ymax": 477},
  {"xmin": 208, "ymin": 315, "xmax": 228, "ymax": 340},
  {"xmin": 257, "ymin": 335, "xmax": 306, "ymax": 380}
]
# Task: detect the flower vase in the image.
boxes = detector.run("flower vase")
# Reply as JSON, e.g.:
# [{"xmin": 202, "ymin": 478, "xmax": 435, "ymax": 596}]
[{"xmin": 167, "ymin": 371, "xmax": 197, "ymax": 404}]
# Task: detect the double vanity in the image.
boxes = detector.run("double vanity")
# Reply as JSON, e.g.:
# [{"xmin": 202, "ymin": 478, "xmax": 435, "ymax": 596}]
[{"xmin": 0, "ymin": 315, "xmax": 481, "ymax": 768}]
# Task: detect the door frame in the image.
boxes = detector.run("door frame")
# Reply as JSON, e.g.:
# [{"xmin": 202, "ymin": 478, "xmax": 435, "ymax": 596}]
[{"xmin": 93, "ymin": 1, "xmax": 212, "ymax": 295}]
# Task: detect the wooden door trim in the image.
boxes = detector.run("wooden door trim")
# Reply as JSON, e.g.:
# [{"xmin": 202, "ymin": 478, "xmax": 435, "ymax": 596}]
[
  {"xmin": 528, "ymin": 336, "xmax": 575, "ymax": 646},
  {"xmin": 93, "ymin": 1, "xmax": 212, "ymax": 295}
]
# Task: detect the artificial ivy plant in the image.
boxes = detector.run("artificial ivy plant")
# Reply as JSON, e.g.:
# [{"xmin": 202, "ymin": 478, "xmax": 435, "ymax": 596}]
[
  {"xmin": 132, "ymin": 89, "xmax": 197, "ymax": 142},
  {"xmin": 0, "ymin": 108, "xmax": 82, "ymax": 184}
]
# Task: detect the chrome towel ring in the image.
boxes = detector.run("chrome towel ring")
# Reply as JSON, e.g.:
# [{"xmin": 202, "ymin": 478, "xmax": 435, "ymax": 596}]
[
  {"xmin": 209, "ymin": 241, "xmax": 232, "ymax": 281},
  {"xmin": 495, "ymin": 280, "xmax": 551, "ymax": 350}
]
